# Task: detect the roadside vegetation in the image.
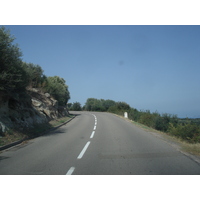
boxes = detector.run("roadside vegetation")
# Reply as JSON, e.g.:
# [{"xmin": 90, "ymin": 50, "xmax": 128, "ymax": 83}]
[
  {"xmin": 0, "ymin": 26, "xmax": 70, "ymax": 106},
  {"xmin": 0, "ymin": 26, "xmax": 71, "ymax": 146},
  {"xmin": 1, "ymin": 26, "xmax": 200, "ymax": 153},
  {"xmin": 82, "ymin": 98, "xmax": 200, "ymax": 144},
  {"xmin": 68, "ymin": 102, "xmax": 82, "ymax": 111}
]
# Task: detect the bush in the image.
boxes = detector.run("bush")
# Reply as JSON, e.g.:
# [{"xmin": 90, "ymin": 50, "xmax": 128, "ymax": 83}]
[
  {"xmin": 128, "ymin": 108, "xmax": 141, "ymax": 121},
  {"xmin": 152, "ymin": 113, "xmax": 171, "ymax": 132},
  {"xmin": 168, "ymin": 123, "xmax": 200, "ymax": 143},
  {"xmin": 108, "ymin": 102, "xmax": 131, "ymax": 115},
  {"xmin": 69, "ymin": 102, "xmax": 82, "ymax": 111},
  {"xmin": 85, "ymin": 98, "xmax": 116, "ymax": 112},
  {"xmin": 107, "ymin": 105, "xmax": 123, "ymax": 115},
  {"xmin": 138, "ymin": 111, "xmax": 155, "ymax": 127}
]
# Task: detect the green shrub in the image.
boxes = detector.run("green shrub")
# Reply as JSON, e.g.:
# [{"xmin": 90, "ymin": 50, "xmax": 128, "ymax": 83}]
[
  {"xmin": 168, "ymin": 123, "xmax": 200, "ymax": 143},
  {"xmin": 153, "ymin": 113, "xmax": 171, "ymax": 132},
  {"xmin": 128, "ymin": 108, "xmax": 141, "ymax": 121},
  {"xmin": 69, "ymin": 102, "xmax": 82, "ymax": 111},
  {"xmin": 138, "ymin": 111, "xmax": 155, "ymax": 127}
]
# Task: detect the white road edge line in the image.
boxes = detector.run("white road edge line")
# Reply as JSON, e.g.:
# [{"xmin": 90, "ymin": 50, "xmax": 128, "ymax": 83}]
[
  {"xmin": 90, "ymin": 131, "xmax": 95, "ymax": 138},
  {"xmin": 66, "ymin": 167, "xmax": 75, "ymax": 175},
  {"xmin": 77, "ymin": 141, "xmax": 91, "ymax": 159}
]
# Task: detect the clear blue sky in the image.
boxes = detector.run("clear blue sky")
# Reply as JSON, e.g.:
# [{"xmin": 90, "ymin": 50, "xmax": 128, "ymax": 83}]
[{"xmin": 4, "ymin": 25, "xmax": 200, "ymax": 118}]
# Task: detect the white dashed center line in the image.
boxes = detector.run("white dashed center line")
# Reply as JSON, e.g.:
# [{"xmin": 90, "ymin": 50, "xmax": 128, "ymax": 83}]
[
  {"xmin": 66, "ymin": 167, "xmax": 75, "ymax": 175},
  {"xmin": 90, "ymin": 131, "xmax": 95, "ymax": 138},
  {"xmin": 77, "ymin": 141, "xmax": 91, "ymax": 159},
  {"xmin": 66, "ymin": 114, "xmax": 97, "ymax": 175}
]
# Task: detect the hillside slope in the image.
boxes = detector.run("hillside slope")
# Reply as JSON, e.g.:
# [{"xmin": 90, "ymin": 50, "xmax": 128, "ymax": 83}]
[{"xmin": 0, "ymin": 88, "xmax": 69, "ymax": 135}]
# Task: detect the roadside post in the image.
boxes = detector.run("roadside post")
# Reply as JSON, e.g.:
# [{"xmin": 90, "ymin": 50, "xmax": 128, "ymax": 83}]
[{"xmin": 124, "ymin": 112, "xmax": 128, "ymax": 119}]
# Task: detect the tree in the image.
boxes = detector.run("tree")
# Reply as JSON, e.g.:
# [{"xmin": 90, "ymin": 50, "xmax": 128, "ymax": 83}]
[
  {"xmin": 70, "ymin": 102, "xmax": 82, "ymax": 111},
  {"xmin": 85, "ymin": 98, "xmax": 96, "ymax": 111},
  {"xmin": 138, "ymin": 111, "xmax": 155, "ymax": 127},
  {"xmin": 102, "ymin": 99, "xmax": 116, "ymax": 111},
  {"xmin": 44, "ymin": 76, "xmax": 70, "ymax": 106},
  {"xmin": 0, "ymin": 26, "xmax": 27, "ymax": 95},
  {"xmin": 115, "ymin": 102, "xmax": 131, "ymax": 110},
  {"xmin": 22, "ymin": 62, "xmax": 45, "ymax": 88},
  {"xmin": 85, "ymin": 98, "xmax": 104, "ymax": 111},
  {"xmin": 128, "ymin": 108, "xmax": 141, "ymax": 121},
  {"xmin": 0, "ymin": 26, "xmax": 71, "ymax": 110}
]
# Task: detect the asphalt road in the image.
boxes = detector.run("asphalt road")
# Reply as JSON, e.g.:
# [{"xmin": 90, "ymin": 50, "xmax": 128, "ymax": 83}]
[{"xmin": 1, "ymin": 111, "xmax": 200, "ymax": 175}]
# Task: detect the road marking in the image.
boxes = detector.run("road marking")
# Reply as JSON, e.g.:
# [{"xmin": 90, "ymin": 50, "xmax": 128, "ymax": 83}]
[
  {"xmin": 66, "ymin": 167, "xmax": 75, "ymax": 175},
  {"xmin": 67, "ymin": 114, "xmax": 97, "ymax": 173},
  {"xmin": 77, "ymin": 141, "xmax": 91, "ymax": 159},
  {"xmin": 90, "ymin": 131, "xmax": 95, "ymax": 138}
]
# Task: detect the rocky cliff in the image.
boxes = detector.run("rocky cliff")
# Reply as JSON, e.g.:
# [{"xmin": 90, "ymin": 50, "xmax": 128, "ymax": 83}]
[{"xmin": 0, "ymin": 88, "xmax": 69, "ymax": 135}]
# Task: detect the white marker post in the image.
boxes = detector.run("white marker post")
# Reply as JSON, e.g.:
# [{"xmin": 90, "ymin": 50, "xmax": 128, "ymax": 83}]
[{"xmin": 124, "ymin": 112, "xmax": 128, "ymax": 119}]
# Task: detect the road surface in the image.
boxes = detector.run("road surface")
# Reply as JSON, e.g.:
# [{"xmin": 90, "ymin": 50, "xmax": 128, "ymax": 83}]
[{"xmin": 1, "ymin": 111, "xmax": 200, "ymax": 175}]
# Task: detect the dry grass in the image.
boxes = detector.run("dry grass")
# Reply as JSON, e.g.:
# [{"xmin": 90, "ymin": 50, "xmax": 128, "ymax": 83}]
[
  {"xmin": 0, "ymin": 131, "xmax": 25, "ymax": 146},
  {"xmin": 49, "ymin": 116, "xmax": 72, "ymax": 127},
  {"xmin": 181, "ymin": 142, "xmax": 200, "ymax": 156}
]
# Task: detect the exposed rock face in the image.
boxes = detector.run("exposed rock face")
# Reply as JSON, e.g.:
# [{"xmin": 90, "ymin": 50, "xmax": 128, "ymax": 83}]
[{"xmin": 0, "ymin": 88, "xmax": 69, "ymax": 135}]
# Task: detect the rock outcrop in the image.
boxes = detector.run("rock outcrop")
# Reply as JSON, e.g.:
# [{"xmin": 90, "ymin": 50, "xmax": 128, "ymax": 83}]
[{"xmin": 0, "ymin": 88, "xmax": 69, "ymax": 135}]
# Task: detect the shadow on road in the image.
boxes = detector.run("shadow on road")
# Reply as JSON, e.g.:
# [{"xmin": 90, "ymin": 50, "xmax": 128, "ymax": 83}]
[{"xmin": 0, "ymin": 156, "xmax": 9, "ymax": 161}]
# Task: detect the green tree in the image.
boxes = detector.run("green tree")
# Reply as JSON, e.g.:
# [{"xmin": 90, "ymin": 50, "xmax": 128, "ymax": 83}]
[
  {"xmin": 108, "ymin": 101, "xmax": 131, "ymax": 115},
  {"xmin": 70, "ymin": 102, "xmax": 82, "ymax": 111},
  {"xmin": 85, "ymin": 98, "xmax": 97, "ymax": 111},
  {"xmin": 0, "ymin": 26, "xmax": 27, "ymax": 95},
  {"xmin": 128, "ymin": 108, "xmax": 141, "ymax": 121},
  {"xmin": 115, "ymin": 102, "xmax": 131, "ymax": 110},
  {"xmin": 44, "ymin": 76, "xmax": 70, "ymax": 106},
  {"xmin": 22, "ymin": 62, "xmax": 45, "ymax": 88},
  {"xmin": 85, "ymin": 98, "xmax": 106, "ymax": 111},
  {"xmin": 138, "ymin": 110, "xmax": 155, "ymax": 127},
  {"xmin": 102, "ymin": 99, "xmax": 116, "ymax": 111}
]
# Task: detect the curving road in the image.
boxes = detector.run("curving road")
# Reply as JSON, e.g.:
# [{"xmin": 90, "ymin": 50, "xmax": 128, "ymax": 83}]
[{"xmin": 1, "ymin": 111, "xmax": 200, "ymax": 175}]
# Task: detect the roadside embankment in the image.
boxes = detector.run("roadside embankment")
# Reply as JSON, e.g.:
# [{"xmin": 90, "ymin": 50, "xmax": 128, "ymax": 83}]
[
  {"xmin": 0, "ymin": 87, "xmax": 75, "ymax": 151},
  {"xmin": 0, "ymin": 115, "xmax": 75, "ymax": 151}
]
